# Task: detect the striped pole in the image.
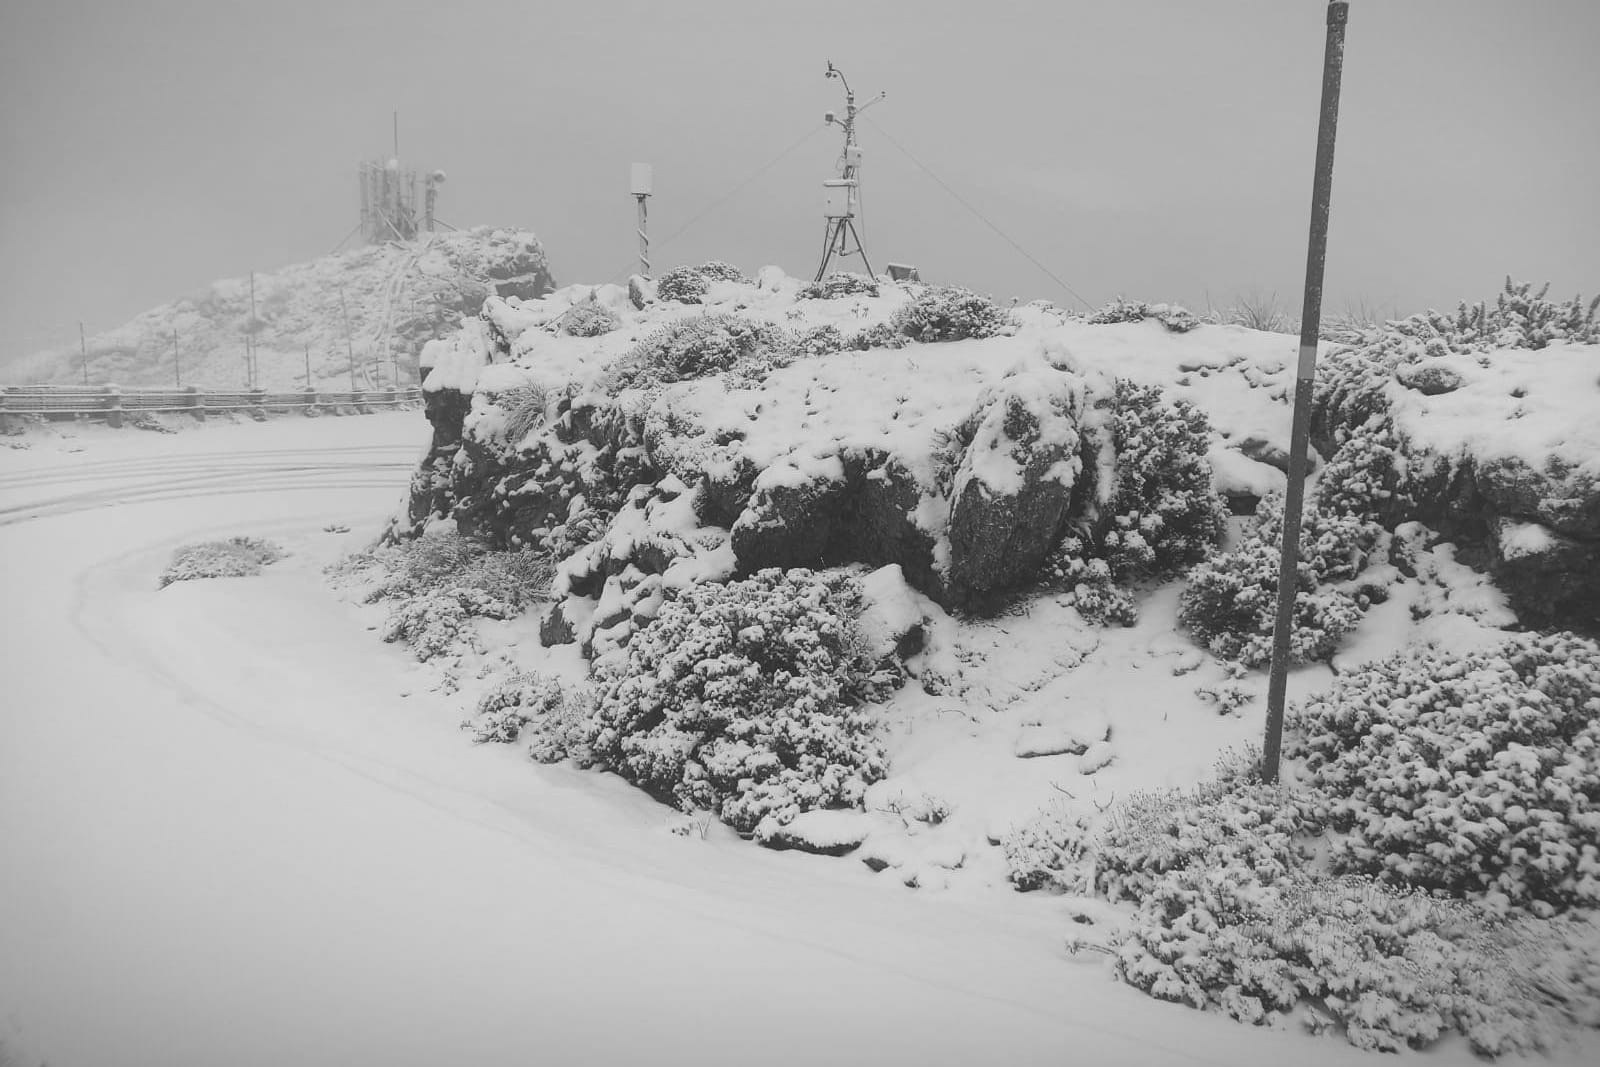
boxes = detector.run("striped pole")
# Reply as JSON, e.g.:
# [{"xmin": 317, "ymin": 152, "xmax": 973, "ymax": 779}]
[
  {"xmin": 1262, "ymin": 1, "xmax": 1350, "ymax": 783},
  {"xmin": 635, "ymin": 193, "xmax": 650, "ymax": 279}
]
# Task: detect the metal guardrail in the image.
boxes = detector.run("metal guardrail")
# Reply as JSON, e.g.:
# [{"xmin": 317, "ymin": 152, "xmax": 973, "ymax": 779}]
[{"xmin": 0, "ymin": 385, "xmax": 422, "ymax": 424}]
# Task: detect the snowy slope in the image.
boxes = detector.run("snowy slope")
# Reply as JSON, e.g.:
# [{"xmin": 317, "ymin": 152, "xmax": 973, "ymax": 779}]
[{"xmin": 9, "ymin": 228, "xmax": 553, "ymax": 392}]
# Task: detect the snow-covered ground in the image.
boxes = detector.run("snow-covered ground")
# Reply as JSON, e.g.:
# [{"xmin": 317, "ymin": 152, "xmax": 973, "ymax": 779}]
[
  {"xmin": 2, "ymin": 412, "xmax": 1593, "ymax": 1066},
  {"xmin": 0, "ymin": 415, "xmax": 1369, "ymax": 1067}
]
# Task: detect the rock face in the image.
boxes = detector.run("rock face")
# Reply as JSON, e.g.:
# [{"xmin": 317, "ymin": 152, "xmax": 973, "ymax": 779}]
[
  {"xmin": 944, "ymin": 376, "xmax": 1083, "ymax": 605},
  {"xmin": 407, "ymin": 350, "xmax": 1099, "ymax": 647}
]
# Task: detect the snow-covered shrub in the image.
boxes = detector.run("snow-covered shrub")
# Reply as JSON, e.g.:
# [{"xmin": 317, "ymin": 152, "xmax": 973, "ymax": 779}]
[
  {"xmin": 337, "ymin": 532, "xmax": 553, "ymax": 661},
  {"xmin": 654, "ymin": 261, "xmax": 748, "ymax": 304},
  {"xmin": 1152, "ymin": 303, "xmax": 1201, "ymax": 333},
  {"xmin": 1086, "ymin": 297, "xmax": 1149, "ymax": 325},
  {"xmin": 558, "ymin": 302, "xmax": 619, "ymax": 337},
  {"xmin": 846, "ymin": 321, "xmax": 910, "ymax": 351},
  {"xmin": 800, "ymin": 272, "xmax": 879, "ymax": 300},
  {"xmin": 1003, "ymin": 801, "xmax": 1094, "ymax": 892},
  {"xmin": 1113, "ymin": 869, "xmax": 1541, "ymax": 1055},
  {"xmin": 1178, "ymin": 535, "xmax": 1363, "ymax": 667},
  {"xmin": 1101, "ymin": 775, "xmax": 1547, "ymax": 1055},
  {"xmin": 589, "ymin": 568, "xmax": 887, "ymax": 837},
  {"xmin": 1039, "ymin": 547, "xmax": 1139, "ymax": 626},
  {"xmin": 159, "ymin": 536, "xmax": 284, "ymax": 587},
  {"xmin": 463, "ymin": 671, "xmax": 596, "ymax": 763},
  {"xmin": 889, "ymin": 286, "xmax": 1012, "ymax": 342},
  {"xmin": 792, "ymin": 323, "xmax": 846, "ymax": 359},
  {"xmin": 1096, "ymin": 779, "xmax": 1312, "ymax": 904},
  {"xmin": 1083, "ymin": 299, "xmax": 1201, "ymax": 332},
  {"xmin": 1102, "ymin": 379, "xmax": 1228, "ymax": 579},
  {"xmin": 1288, "ymin": 632, "xmax": 1600, "ymax": 914},
  {"xmin": 604, "ymin": 314, "xmax": 791, "ymax": 392},
  {"xmin": 1310, "ymin": 419, "xmax": 1408, "ymax": 524}
]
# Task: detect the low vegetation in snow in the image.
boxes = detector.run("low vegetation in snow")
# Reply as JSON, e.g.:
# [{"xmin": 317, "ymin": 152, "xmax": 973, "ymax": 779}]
[{"xmin": 159, "ymin": 536, "xmax": 284, "ymax": 587}]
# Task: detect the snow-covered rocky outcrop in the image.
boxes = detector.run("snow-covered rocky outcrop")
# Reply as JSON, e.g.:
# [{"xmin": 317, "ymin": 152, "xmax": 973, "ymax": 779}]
[{"xmin": 14, "ymin": 227, "xmax": 554, "ymax": 390}]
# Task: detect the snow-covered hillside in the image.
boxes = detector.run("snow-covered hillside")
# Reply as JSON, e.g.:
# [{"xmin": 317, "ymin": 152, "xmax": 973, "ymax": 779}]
[
  {"xmin": 7, "ymin": 228, "xmax": 554, "ymax": 391},
  {"xmin": 337, "ymin": 265, "xmax": 1600, "ymax": 1056}
]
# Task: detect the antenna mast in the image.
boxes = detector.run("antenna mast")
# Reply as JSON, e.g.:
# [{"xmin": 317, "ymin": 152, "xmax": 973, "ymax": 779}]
[{"xmin": 814, "ymin": 61, "xmax": 883, "ymax": 282}]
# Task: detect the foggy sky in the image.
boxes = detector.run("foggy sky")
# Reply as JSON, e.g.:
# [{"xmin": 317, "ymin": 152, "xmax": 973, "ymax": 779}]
[{"xmin": 1, "ymin": 0, "xmax": 1596, "ymax": 366}]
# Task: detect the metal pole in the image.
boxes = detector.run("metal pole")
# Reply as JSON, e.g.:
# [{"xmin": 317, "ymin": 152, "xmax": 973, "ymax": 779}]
[
  {"xmin": 636, "ymin": 194, "xmax": 650, "ymax": 278},
  {"xmin": 304, "ymin": 344, "xmax": 311, "ymax": 388},
  {"xmin": 174, "ymin": 328, "xmax": 180, "ymax": 386},
  {"xmin": 1262, "ymin": 0, "xmax": 1350, "ymax": 784},
  {"xmin": 79, "ymin": 321, "xmax": 88, "ymax": 385}
]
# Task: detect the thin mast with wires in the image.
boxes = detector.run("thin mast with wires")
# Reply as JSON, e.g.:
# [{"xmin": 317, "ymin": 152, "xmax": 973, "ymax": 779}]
[{"xmin": 814, "ymin": 62, "xmax": 884, "ymax": 282}]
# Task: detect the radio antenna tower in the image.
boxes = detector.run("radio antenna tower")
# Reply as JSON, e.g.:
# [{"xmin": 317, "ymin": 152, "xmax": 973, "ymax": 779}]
[{"xmin": 814, "ymin": 61, "xmax": 884, "ymax": 282}]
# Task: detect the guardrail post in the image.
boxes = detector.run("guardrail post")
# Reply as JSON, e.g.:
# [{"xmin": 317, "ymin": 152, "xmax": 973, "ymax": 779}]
[
  {"xmin": 304, "ymin": 386, "xmax": 319, "ymax": 416},
  {"xmin": 0, "ymin": 386, "xmax": 12, "ymax": 434},
  {"xmin": 249, "ymin": 387, "xmax": 267, "ymax": 420},
  {"xmin": 185, "ymin": 384, "xmax": 205, "ymax": 421},
  {"xmin": 103, "ymin": 384, "xmax": 124, "ymax": 428}
]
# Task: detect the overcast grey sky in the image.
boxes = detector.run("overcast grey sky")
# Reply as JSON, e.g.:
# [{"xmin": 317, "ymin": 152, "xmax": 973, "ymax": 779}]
[{"xmin": 1, "ymin": 0, "xmax": 1596, "ymax": 365}]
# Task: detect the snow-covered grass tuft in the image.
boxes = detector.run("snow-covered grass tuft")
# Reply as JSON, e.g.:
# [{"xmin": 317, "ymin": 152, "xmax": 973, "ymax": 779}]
[{"xmin": 159, "ymin": 536, "xmax": 284, "ymax": 588}]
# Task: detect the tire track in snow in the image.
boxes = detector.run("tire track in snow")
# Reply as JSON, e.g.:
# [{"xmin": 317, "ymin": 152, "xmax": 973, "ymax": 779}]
[{"xmin": 0, "ymin": 448, "xmax": 419, "ymax": 527}]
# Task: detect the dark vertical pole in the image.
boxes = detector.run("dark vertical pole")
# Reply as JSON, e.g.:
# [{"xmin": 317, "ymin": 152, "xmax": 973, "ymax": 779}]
[
  {"xmin": 304, "ymin": 344, "xmax": 312, "ymax": 387},
  {"xmin": 79, "ymin": 322, "xmax": 89, "ymax": 385},
  {"xmin": 1263, "ymin": 1, "xmax": 1350, "ymax": 784}
]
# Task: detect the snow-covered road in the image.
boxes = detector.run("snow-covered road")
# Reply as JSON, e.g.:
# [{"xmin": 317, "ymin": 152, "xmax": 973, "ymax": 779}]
[{"xmin": 0, "ymin": 416, "xmax": 1432, "ymax": 1066}]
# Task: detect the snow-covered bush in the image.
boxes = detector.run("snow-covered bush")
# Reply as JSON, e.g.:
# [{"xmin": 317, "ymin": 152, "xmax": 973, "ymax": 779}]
[
  {"xmin": 800, "ymin": 272, "xmax": 879, "ymax": 300},
  {"xmin": 1102, "ymin": 379, "xmax": 1228, "ymax": 579},
  {"xmin": 1086, "ymin": 297, "xmax": 1149, "ymax": 325},
  {"xmin": 1003, "ymin": 801, "xmax": 1094, "ymax": 892},
  {"xmin": 1113, "ymin": 868, "xmax": 1541, "ymax": 1054},
  {"xmin": 485, "ymin": 384, "xmax": 549, "ymax": 451},
  {"xmin": 889, "ymin": 286, "xmax": 1012, "ymax": 342},
  {"xmin": 558, "ymin": 302, "xmax": 619, "ymax": 337},
  {"xmin": 589, "ymin": 568, "xmax": 888, "ymax": 837},
  {"xmin": 846, "ymin": 321, "xmax": 910, "ymax": 351},
  {"xmin": 336, "ymin": 532, "xmax": 553, "ymax": 661},
  {"xmin": 1288, "ymin": 632, "xmax": 1600, "ymax": 914},
  {"xmin": 1096, "ymin": 779, "xmax": 1312, "ymax": 904},
  {"xmin": 159, "ymin": 536, "xmax": 284, "ymax": 587},
  {"xmin": 1039, "ymin": 547, "xmax": 1138, "ymax": 626},
  {"xmin": 604, "ymin": 314, "xmax": 791, "ymax": 392},
  {"xmin": 1310, "ymin": 419, "xmax": 1408, "ymax": 525},
  {"xmin": 463, "ymin": 671, "xmax": 596, "ymax": 763},
  {"xmin": 1178, "ymin": 535, "xmax": 1363, "ymax": 666},
  {"xmin": 1085, "ymin": 299, "xmax": 1201, "ymax": 333},
  {"xmin": 1101, "ymin": 775, "xmax": 1547, "ymax": 1055},
  {"xmin": 792, "ymin": 323, "xmax": 846, "ymax": 359},
  {"xmin": 654, "ymin": 261, "xmax": 748, "ymax": 304}
]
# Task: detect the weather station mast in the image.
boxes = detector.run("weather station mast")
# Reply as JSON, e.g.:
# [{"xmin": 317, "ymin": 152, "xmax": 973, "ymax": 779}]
[{"xmin": 814, "ymin": 62, "xmax": 885, "ymax": 282}]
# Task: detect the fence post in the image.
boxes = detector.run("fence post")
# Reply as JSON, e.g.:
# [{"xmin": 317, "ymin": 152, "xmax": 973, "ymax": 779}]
[
  {"xmin": 0, "ymin": 386, "xmax": 11, "ymax": 434},
  {"xmin": 249, "ymin": 387, "xmax": 267, "ymax": 420},
  {"xmin": 185, "ymin": 385, "xmax": 205, "ymax": 421},
  {"xmin": 103, "ymin": 384, "xmax": 123, "ymax": 428},
  {"xmin": 304, "ymin": 385, "xmax": 319, "ymax": 416}
]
